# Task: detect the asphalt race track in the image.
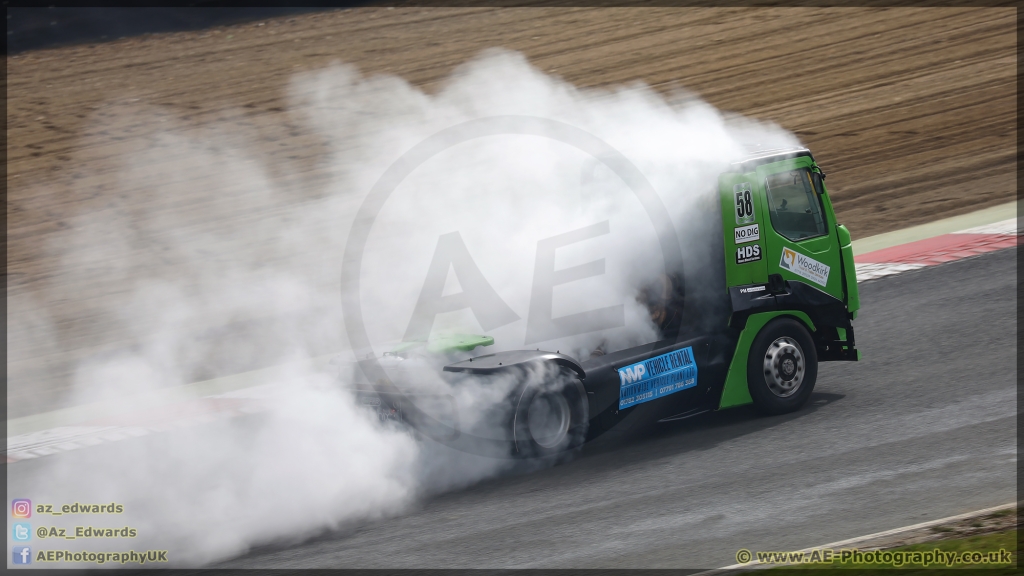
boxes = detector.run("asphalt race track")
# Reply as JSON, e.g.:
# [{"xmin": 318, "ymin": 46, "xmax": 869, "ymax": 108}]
[
  {"xmin": 5, "ymin": 247, "xmax": 1016, "ymax": 568},
  {"xmin": 218, "ymin": 248, "xmax": 1017, "ymax": 568}
]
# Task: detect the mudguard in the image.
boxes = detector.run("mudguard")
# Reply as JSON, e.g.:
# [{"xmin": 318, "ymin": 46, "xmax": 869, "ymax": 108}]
[
  {"xmin": 443, "ymin": 350, "xmax": 586, "ymax": 379},
  {"xmin": 445, "ymin": 350, "xmax": 590, "ymax": 446}
]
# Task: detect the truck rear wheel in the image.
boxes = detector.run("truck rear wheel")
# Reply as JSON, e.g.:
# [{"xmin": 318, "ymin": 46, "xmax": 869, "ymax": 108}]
[
  {"xmin": 747, "ymin": 317, "xmax": 817, "ymax": 415},
  {"xmin": 512, "ymin": 371, "xmax": 587, "ymax": 459}
]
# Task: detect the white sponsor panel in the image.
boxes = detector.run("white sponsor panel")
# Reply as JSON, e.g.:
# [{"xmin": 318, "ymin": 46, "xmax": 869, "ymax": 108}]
[
  {"xmin": 734, "ymin": 223, "xmax": 760, "ymax": 244},
  {"xmin": 779, "ymin": 247, "xmax": 830, "ymax": 286}
]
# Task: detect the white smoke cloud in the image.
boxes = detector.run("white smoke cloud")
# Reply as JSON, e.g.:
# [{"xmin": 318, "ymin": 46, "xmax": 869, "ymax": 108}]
[{"xmin": 8, "ymin": 48, "xmax": 799, "ymax": 566}]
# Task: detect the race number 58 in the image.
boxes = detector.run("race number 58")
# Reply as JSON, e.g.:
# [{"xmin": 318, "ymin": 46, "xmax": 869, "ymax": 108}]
[{"xmin": 734, "ymin": 183, "xmax": 755, "ymax": 225}]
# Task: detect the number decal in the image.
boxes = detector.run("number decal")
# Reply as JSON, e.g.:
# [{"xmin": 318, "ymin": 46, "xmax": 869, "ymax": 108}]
[{"xmin": 733, "ymin": 183, "xmax": 755, "ymax": 225}]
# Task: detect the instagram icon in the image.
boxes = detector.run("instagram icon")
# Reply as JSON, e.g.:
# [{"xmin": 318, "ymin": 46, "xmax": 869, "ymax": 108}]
[{"xmin": 11, "ymin": 499, "xmax": 31, "ymax": 518}]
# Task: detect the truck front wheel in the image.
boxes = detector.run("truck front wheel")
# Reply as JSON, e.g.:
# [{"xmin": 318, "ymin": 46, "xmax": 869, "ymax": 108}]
[{"xmin": 746, "ymin": 318, "xmax": 818, "ymax": 415}]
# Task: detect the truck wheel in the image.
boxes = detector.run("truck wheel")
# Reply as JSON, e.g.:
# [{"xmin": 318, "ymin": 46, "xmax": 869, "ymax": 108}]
[
  {"xmin": 512, "ymin": 372, "xmax": 587, "ymax": 459},
  {"xmin": 746, "ymin": 317, "xmax": 817, "ymax": 415}
]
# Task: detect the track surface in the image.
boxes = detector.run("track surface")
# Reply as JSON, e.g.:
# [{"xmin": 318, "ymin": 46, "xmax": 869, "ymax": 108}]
[
  {"xmin": 220, "ymin": 248, "xmax": 1017, "ymax": 568},
  {"xmin": 6, "ymin": 7, "xmax": 1016, "ymax": 417}
]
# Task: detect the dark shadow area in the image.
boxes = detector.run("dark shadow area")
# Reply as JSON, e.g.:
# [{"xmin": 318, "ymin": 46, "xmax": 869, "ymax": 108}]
[
  {"xmin": 547, "ymin": 390, "xmax": 845, "ymax": 467},
  {"xmin": 6, "ymin": 6, "xmax": 367, "ymax": 54}
]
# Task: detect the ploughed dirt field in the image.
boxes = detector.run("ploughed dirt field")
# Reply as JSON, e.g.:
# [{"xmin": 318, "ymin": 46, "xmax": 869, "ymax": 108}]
[{"xmin": 6, "ymin": 7, "xmax": 1016, "ymax": 417}]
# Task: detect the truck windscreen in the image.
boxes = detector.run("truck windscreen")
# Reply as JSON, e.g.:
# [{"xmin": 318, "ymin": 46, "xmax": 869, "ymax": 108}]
[{"xmin": 764, "ymin": 169, "xmax": 827, "ymax": 241}]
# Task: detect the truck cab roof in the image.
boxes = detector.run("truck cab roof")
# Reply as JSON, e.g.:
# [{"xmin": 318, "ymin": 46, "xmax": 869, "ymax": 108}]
[{"xmin": 731, "ymin": 146, "xmax": 813, "ymax": 173}]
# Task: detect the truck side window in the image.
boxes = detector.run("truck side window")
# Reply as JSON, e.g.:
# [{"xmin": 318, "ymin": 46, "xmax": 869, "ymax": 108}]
[{"xmin": 764, "ymin": 168, "xmax": 827, "ymax": 241}]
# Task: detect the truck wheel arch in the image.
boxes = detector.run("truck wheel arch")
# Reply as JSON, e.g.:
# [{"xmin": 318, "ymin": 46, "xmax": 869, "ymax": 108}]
[{"xmin": 717, "ymin": 310, "xmax": 816, "ymax": 409}]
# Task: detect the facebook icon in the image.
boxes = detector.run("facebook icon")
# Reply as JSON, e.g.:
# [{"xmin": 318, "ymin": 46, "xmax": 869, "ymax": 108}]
[{"xmin": 12, "ymin": 546, "xmax": 32, "ymax": 565}]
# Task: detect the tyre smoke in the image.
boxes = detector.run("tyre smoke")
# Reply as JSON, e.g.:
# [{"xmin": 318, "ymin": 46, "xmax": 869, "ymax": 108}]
[{"xmin": 8, "ymin": 48, "xmax": 799, "ymax": 566}]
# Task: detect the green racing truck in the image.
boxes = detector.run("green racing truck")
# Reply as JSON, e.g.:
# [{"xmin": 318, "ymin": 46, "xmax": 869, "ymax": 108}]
[{"xmin": 349, "ymin": 145, "xmax": 861, "ymax": 457}]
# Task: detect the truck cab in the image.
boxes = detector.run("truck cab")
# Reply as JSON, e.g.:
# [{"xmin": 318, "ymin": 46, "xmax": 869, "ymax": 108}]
[{"xmin": 716, "ymin": 146, "xmax": 859, "ymax": 410}]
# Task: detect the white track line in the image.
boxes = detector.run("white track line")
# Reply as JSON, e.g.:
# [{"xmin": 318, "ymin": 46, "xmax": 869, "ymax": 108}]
[
  {"xmin": 854, "ymin": 262, "xmax": 928, "ymax": 281},
  {"xmin": 951, "ymin": 218, "xmax": 1019, "ymax": 235},
  {"xmin": 701, "ymin": 502, "xmax": 1018, "ymax": 574}
]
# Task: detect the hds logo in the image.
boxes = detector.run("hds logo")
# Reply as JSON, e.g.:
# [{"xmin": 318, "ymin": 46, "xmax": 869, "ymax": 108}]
[{"xmin": 736, "ymin": 244, "xmax": 762, "ymax": 264}]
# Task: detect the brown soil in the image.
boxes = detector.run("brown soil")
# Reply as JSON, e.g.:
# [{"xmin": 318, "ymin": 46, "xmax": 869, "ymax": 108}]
[{"xmin": 6, "ymin": 7, "xmax": 1017, "ymax": 417}]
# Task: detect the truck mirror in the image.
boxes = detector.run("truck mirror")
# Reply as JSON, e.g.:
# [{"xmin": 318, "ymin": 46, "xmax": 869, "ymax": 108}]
[{"xmin": 811, "ymin": 171, "xmax": 825, "ymax": 194}]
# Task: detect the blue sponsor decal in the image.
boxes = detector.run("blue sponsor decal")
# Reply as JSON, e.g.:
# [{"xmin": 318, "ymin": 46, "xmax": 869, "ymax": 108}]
[{"xmin": 618, "ymin": 347, "xmax": 698, "ymax": 409}]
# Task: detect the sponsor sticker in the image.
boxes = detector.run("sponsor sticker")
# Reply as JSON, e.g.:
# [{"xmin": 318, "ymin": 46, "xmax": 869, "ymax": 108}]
[
  {"xmin": 734, "ymin": 183, "xmax": 755, "ymax": 225},
  {"xmin": 734, "ymin": 223, "xmax": 760, "ymax": 244},
  {"xmin": 618, "ymin": 347, "xmax": 698, "ymax": 409},
  {"xmin": 735, "ymin": 244, "xmax": 762, "ymax": 264},
  {"xmin": 739, "ymin": 285, "xmax": 766, "ymax": 294},
  {"xmin": 780, "ymin": 247, "xmax": 830, "ymax": 286}
]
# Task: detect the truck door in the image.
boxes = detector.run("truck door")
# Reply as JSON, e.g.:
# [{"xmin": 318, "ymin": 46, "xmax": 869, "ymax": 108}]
[
  {"xmin": 755, "ymin": 159, "xmax": 844, "ymax": 302},
  {"xmin": 719, "ymin": 172, "xmax": 769, "ymax": 288}
]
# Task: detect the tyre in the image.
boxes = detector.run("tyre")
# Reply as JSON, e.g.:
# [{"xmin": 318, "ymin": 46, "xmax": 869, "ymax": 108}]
[
  {"xmin": 512, "ymin": 370, "xmax": 588, "ymax": 459},
  {"xmin": 746, "ymin": 317, "xmax": 817, "ymax": 415}
]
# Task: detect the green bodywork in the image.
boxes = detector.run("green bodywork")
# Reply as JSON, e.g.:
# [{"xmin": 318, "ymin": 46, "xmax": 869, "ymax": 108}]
[
  {"xmin": 837, "ymin": 224, "xmax": 860, "ymax": 319},
  {"xmin": 717, "ymin": 154, "xmax": 859, "ymax": 410},
  {"xmin": 391, "ymin": 333, "xmax": 494, "ymax": 355}
]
